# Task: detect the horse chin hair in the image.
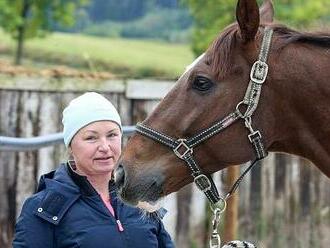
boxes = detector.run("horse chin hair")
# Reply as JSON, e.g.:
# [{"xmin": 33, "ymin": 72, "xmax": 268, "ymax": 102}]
[
  {"xmin": 137, "ymin": 200, "xmax": 167, "ymax": 222},
  {"xmin": 137, "ymin": 200, "xmax": 162, "ymax": 213}
]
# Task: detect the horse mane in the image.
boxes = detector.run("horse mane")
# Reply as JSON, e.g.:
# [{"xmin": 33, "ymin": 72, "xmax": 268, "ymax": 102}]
[
  {"xmin": 207, "ymin": 22, "xmax": 330, "ymax": 79},
  {"xmin": 271, "ymin": 24, "xmax": 330, "ymax": 49}
]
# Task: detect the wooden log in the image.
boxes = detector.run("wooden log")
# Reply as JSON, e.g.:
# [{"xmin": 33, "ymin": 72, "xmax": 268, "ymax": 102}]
[
  {"xmin": 0, "ymin": 90, "xmax": 20, "ymax": 247},
  {"xmin": 261, "ymin": 153, "xmax": 275, "ymax": 219},
  {"xmin": 15, "ymin": 91, "xmax": 40, "ymax": 215},
  {"xmin": 175, "ymin": 184, "xmax": 193, "ymax": 248},
  {"xmin": 299, "ymin": 157, "xmax": 311, "ymax": 218},
  {"xmin": 190, "ymin": 185, "xmax": 207, "ymax": 248},
  {"xmin": 249, "ymin": 160, "xmax": 262, "ymax": 238},
  {"xmin": 37, "ymin": 92, "xmax": 61, "ymax": 177},
  {"xmin": 223, "ymin": 165, "xmax": 239, "ymax": 243}
]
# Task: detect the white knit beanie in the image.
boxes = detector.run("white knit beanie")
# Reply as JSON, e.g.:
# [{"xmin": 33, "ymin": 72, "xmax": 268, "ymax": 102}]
[{"xmin": 62, "ymin": 92, "xmax": 122, "ymax": 147}]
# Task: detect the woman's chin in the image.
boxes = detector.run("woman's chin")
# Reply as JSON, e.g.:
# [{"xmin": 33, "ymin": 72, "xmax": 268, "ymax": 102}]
[
  {"xmin": 94, "ymin": 160, "xmax": 113, "ymax": 166},
  {"xmin": 94, "ymin": 163, "xmax": 115, "ymax": 171},
  {"xmin": 89, "ymin": 167, "xmax": 114, "ymax": 176}
]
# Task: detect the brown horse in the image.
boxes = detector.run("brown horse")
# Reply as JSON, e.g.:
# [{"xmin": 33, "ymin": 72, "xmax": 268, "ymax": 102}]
[{"xmin": 115, "ymin": 0, "xmax": 330, "ymax": 207}]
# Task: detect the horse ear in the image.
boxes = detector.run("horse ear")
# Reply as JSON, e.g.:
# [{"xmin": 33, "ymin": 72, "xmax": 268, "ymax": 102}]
[
  {"xmin": 236, "ymin": 0, "xmax": 260, "ymax": 43},
  {"xmin": 260, "ymin": 0, "xmax": 274, "ymax": 23}
]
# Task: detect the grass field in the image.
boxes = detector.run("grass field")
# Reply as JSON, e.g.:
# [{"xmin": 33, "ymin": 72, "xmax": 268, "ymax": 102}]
[{"xmin": 0, "ymin": 31, "xmax": 194, "ymax": 79}]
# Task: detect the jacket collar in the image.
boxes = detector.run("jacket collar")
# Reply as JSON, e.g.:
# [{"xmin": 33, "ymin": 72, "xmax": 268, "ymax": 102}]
[
  {"xmin": 37, "ymin": 163, "xmax": 117, "ymax": 197},
  {"xmin": 36, "ymin": 164, "xmax": 78, "ymax": 193},
  {"xmin": 67, "ymin": 163, "xmax": 98, "ymax": 196}
]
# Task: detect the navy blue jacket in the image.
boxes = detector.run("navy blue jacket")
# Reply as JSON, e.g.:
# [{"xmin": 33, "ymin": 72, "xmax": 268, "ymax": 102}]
[{"xmin": 13, "ymin": 164, "xmax": 175, "ymax": 248}]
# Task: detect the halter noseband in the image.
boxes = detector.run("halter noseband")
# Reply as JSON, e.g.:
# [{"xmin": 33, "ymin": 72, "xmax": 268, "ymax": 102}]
[{"xmin": 136, "ymin": 27, "xmax": 273, "ymax": 207}]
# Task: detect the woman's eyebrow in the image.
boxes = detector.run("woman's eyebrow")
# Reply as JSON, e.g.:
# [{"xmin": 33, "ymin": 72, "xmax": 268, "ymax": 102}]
[
  {"xmin": 107, "ymin": 128, "xmax": 120, "ymax": 133},
  {"xmin": 84, "ymin": 130, "xmax": 98, "ymax": 134},
  {"xmin": 83, "ymin": 128, "xmax": 120, "ymax": 135}
]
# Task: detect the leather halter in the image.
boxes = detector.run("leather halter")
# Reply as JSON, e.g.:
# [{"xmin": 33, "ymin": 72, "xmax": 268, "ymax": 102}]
[{"xmin": 136, "ymin": 27, "xmax": 273, "ymax": 207}]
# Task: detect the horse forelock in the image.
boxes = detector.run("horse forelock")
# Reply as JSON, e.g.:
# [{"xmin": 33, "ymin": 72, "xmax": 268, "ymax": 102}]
[{"xmin": 206, "ymin": 23, "xmax": 240, "ymax": 80}]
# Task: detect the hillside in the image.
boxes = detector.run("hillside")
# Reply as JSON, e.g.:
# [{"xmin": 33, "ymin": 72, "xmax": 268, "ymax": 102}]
[{"xmin": 0, "ymin": 31, "xmax": 194, "ymax": 79}]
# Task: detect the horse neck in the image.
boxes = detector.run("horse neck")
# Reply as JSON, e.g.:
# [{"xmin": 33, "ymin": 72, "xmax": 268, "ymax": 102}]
[{"xmin": 268, "ymin": 43, "xmax": 330, "ymax": 177}]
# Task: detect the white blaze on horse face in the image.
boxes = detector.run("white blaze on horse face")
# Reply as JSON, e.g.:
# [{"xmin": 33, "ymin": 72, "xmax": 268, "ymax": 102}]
[{"xmin": 178, "ymin": 53, "xmax": 205, "ymax": 80}]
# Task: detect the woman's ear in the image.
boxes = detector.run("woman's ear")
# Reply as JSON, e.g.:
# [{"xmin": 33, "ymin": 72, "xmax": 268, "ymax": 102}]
[{"xmin": 67, "ymin": 147, "xmax": 75, "ymax": 161}]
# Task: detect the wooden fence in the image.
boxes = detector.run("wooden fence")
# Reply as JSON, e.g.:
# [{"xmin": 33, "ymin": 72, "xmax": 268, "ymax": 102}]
[{"xmin": 0, "ymin": 76, "xmax": 329, "ymax": 248}]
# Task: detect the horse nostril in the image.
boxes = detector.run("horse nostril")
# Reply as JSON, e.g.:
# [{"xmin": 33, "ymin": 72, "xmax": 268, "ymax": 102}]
[{"xmin": 114, "ymin": 164, "xmax": 125, "ymax": 189}]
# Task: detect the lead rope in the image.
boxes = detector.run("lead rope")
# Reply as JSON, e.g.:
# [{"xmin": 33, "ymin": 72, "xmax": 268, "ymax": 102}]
[
  {"xmin": 209, "ymin": 159, "xmax": 260, "ymax": 248},
  {"xmin": 222, "ymin": 241, "xmax": 257, "ymax": 248}
]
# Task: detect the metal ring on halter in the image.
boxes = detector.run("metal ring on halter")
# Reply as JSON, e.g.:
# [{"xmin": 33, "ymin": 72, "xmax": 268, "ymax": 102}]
[
  {"xmin": 210, "ymin": 196, "xmax": 227, "ymax": 213},
  {"xmin": 235, "ymin": 101, "xmax": 249, "ymax": 119}
]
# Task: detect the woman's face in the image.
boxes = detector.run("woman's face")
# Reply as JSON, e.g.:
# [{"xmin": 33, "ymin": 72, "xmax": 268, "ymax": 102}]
[{"xmin": 70, "ymin": 120, "xmax": 122, "ymax": 177}]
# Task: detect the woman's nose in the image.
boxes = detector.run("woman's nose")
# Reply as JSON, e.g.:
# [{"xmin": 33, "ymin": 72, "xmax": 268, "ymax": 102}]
[{"xmin": 98, "ymin": 139, "xmax": 110, "ymax": 151}]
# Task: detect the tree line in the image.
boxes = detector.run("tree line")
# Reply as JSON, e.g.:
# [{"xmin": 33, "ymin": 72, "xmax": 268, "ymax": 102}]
[
  {"xmin": 0, "ymin": 0, "xmax": 328, "ymax": 65},
  {"xmin": 183, "ymin": 0, "xmax": 330, "ymax": 55},
  {"xmin": 87, "ymin": 0, "xmax": 179, "ymax": 23}
]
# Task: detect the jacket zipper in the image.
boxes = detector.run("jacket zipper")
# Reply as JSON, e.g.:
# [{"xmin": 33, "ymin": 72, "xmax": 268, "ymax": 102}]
[
  {"xmin": 116, "ymin": 219, "xmax": 124, "ymax": 232},
  {"xmin": 100, "ymin": 194, "xmax": 124, "ymax": 232}
]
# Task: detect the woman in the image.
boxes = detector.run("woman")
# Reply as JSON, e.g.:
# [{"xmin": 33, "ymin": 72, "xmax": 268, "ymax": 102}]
[{"xmin": 13, "ymin": 92, "xmax": 175, "ymax": 248}]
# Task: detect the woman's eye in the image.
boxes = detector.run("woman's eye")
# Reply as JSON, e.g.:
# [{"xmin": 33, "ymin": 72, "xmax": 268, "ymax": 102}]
[
  {"xmin": 86, "ymin": 136, "xmax": 96, "ymax": 140},
  {"xmin": 192, "ymin": 76, "xmax": 214, "ymax": 91},
  {"xmin": 107, "ymin": 133, "xmax": 119, "ymax": 138}
]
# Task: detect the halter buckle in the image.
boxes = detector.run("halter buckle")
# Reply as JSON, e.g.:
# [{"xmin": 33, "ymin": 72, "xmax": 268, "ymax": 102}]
[
  {"xmin": 248, "ymin": 130, "xmax": 262, "ymax": 143},
  {"xmin": 250, "ymin": 60, "xmax": 268, "ymax": 84},
  {"xmin": 173, "ymin": 139, "xmax": 193, "ymax": 159},
  {"xmin": 194, "ymin": 174, "xmax": 212, "ymax": 192}
]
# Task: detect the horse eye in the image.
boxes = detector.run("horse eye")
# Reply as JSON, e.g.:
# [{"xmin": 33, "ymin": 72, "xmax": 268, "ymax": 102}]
[{"xmin": 192, "ymin": 76, "xmax": 214, "ymax": 91}]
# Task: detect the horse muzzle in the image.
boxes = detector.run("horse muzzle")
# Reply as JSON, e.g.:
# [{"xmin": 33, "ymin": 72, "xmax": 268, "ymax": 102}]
[{"xmin": 114, "ymin": 163, "xmax": 164, "ymax": 207}]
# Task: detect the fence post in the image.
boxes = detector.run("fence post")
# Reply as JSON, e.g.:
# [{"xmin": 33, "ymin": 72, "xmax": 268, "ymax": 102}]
[{"xmin": 223, "ymin": 166, "xmax": 239, "ymax": 243}]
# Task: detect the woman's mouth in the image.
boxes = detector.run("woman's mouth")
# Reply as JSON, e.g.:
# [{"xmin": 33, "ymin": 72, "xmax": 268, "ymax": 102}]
[{"xmin": 94, "ymin": 156, "xmax": 112, "ymax": 162}]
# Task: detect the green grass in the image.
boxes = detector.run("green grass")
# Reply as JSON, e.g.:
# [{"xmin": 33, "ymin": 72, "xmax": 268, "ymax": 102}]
[{"xmin": 0, "ymin": 31, "xmax": 194, "ymax": 79}]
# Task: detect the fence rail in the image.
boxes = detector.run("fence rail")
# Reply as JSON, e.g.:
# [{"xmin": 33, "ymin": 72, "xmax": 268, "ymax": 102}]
[{"xmin": 0, "ymin": 126, "xmax": 136, "ymax": 151}]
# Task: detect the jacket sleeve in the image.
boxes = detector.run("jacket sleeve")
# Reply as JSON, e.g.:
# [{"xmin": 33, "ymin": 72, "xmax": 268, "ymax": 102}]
[
  {"xmin": 157, "ymin": 220, "xmax": 175, "ymax": 248},
  {"xmin": 12, "ymin": 197, "xmax": 54, "ymax": 248}
]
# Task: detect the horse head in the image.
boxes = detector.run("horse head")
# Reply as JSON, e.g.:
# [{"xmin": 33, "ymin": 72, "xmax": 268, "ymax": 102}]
[{"xmin": 116, "ymin": 0, "xmax": 330, "ymax": 208}]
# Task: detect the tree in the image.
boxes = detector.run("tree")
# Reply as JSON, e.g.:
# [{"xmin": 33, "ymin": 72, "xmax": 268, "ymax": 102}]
[
  {"xmin": 86, "ymin": 0, "xmax": 179, "ymax": 23},
  {"xmin": 182, "ymin": 0, "xmax": 330, "ymax": 55},
  {"xmin": 87, "ymin": 0, "xmax": 152, "ymax": 23},
  {"xmin": 156, "ymin": 0, "xmax": 179, "ymax": 8},
  {"xmin": 0, "ymin": 0, "xmax": 89, "ymax": 65}
]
